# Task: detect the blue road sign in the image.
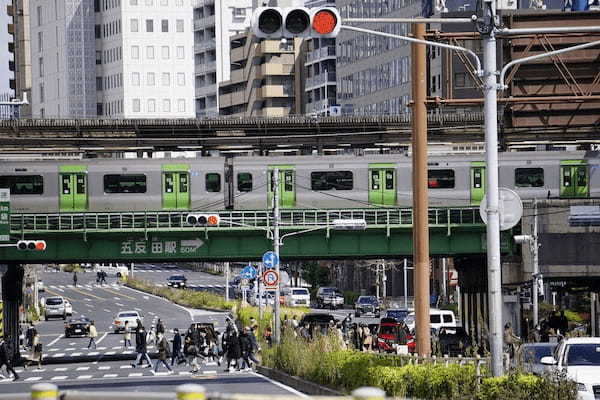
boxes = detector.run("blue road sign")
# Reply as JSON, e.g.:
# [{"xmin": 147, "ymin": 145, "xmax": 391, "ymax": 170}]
[
  {"xmin": 240, "ymin": 265, "xmax": 258, "ymax": 280},
  {"xmin": 262, "ymin": 251, "xmax": 280, "ymax": 269}
]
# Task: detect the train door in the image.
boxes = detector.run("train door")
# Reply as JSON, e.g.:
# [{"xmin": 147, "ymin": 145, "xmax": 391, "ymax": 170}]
[
  {"xmin": 59, "ymin": 166, "xmax": 88, "ymax": 211},
  {"xmin": 162, "ymin": 164, "xmax": 190, "ymax": 210},
  {"xmin": 268, "ymin": 165, "xmax": 295, "ymax": 208},
  {"xmin": 470, "ymin": 162, "xmax": 486, "ymax": 205},
  {"xmin": 560, "ymin": 160, "xmax": 589, "ymax": 198},
  {"xmin": 368, "ymin": 164, "xmax": 396, "ymax": 206}
]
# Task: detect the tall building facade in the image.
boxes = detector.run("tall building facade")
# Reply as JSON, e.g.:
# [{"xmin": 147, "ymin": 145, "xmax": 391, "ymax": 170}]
[
  {"xmin": 29, "ymin": 0, "xmax": 195, "ymax": 118},
  {"xmin": 335, "ymin": 0, "xmax": 421, "ymax": 116},
  {"xmin": 7, "ymin": 0, "xmax": 32, "ymax": 116},
  {"xmin": 193, "ymin": 0, "xmax": 252, "ymax": 117}
]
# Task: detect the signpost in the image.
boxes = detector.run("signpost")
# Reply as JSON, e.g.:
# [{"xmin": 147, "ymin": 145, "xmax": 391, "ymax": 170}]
[
  {"xmin": 262, "ymin": 251, "xmax": 279, "ymax": 270},
  {"xmin": 262, "ymin": 269, "xmax": 279, "ymax": 289},
  {"xmin": 0, "ymin": 189, "xmax": 10, "ymax": 243},
  {"xmin": 240, "ymin": 265, "xmax": 258, "ymax": 280}
]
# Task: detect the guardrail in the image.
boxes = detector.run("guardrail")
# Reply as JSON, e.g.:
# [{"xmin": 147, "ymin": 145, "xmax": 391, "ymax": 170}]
[
  {"xmin": 0, "ymin": 383, "xmax": 388, "ymax": 400},
  {"xmin": 9, "ymin": 208, "xmax": 484, "ymax": 234}
]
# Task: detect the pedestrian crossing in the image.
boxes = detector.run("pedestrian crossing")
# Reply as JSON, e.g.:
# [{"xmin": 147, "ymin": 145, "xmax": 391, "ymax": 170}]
[{"xmin": 46, "ymin": 283, "xmax": 123, "ymax": 291}]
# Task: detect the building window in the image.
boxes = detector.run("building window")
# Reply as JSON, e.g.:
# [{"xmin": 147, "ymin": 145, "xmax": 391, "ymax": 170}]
[
  {"xmin": 237, "ymin": 173, "xmax": 252, "ymax": 192},
  {"xmin": 177, "ymin": 73, "xmax": 185, "ymax": 86},
  {"xmin": 176, "ymin": 46, "xmax": 184, "ymax": 59},
  {"xmin": 177, "ymin": 99, "xmax": 185, "ymax": 112},
  {"xmin": 147, "ymin": 72, "xmax": 155, "ymax": 85},
  {"xmin": 0, "ymin": 175, "xmax": 44, "ymax": 195},
  {"xmin": 161, "ymin": 19, "xmax": 168, "ymax": 32},
  {"xmin": 176, "ymin": 19, "xmax": 184, "ymax": 32},
  {"xmin": 131, "ymin": 45, "xmax": 139, "ymax": 59},
  {"xmin": 130, "ymin": 0, "xmax": 138, "ymax": 4},
  {"xmin": 163, "ymin": 99, "xmax": 171, "ymax": 112},
  {"xmin": 103, "ymin": 175, "xmax": 147, "ymax": 193},
  {"xmin": 96, "ymin": 77, "xmax": 103, "ymax": 90},
  {"xmin": 37, "ymin": 6, "xmax": 42, "ymax": 26},
  {"xmin": 515, "ymin": 168, "xmax": 544, "ymax": 187},
  {"xmin": 232, "ymin": 8, "xmax": 246, "ymax": 17},
  {"xmin": 146, "ymin": 46, "xmax": 154, "ymax": 59},
  {"xmin": 310, "ymin": 171, "xmax": 353, "ymax": 191},
  {"xmin": 39, "ymin": 83, "xmax": 44, "ymax": 102},
  {"xmin": 37, "ymin": 32, "xmax": 43, "ymax": 52},
  {"xmin": 161, "ymin": 46, "xmax": 169, "ymax": 59},
  {"xmin": 132, "ymin": 98, "xmax": 140, "ymax": 112},
  {"xmin": 146, "ymin": 19, "xmax": 153, "ymax": 32},
  {"xmin": 38, "ymin": 57, "xmax": 44, "ymax": 77},
  {"xmin": 454, "ymin": 73, "xmax": 466, "ymax": 88},
  {"xmin": 95, "ymin": 24, "xmax": 101, "ymax": 38},
  {"xmin": 162, "ymin": 72, "xmax": 170, "ymax": 86},
  {"xmin": 130, "ymin": 19, "xmax": 138, "ymax": 32},
  {"xmin": 97, "ymin": 103, "xmax": 103, "ymax": 115},
  {"xmin": 205, "ymin": 173, "xmax": 221, "ymax": 192},
  {"xmin": 148, "ymin": 99, "xmax": 156, "ymax": 113},
  {"xmin": 95, "ymin": 0, "xmax": 101, "ymax": 12},
  {"xmin": 131, "ymin": 72, "xmax": 140, "ymax": 86},
  {"xmin": 428, "ymin": 169, "xmax": 455, "ymax": 189}
]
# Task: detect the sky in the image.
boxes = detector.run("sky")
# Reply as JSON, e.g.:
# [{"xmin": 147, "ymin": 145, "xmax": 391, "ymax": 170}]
[{"xmin": 0, "ymin": 0, "xmax": 14, "ymax": 97}]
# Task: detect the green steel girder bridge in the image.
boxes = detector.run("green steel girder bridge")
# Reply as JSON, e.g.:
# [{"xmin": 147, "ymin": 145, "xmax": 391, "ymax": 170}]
[{"xmin": 0, "ymin": 207, "xmax": 515, "ymax": 262}]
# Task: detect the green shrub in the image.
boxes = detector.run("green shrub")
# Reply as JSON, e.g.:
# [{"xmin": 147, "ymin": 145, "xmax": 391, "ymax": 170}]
[
  {"xmin": 478, "ymin": 372, "xmax": 576, "ymax": 400},
  {"xmin": 563, "ymin": 309, "xmax": 583, "ymax": 324},
  {"xmin": 343, "ymin": 291, "xmax": 360, "ymax": 306},
  {"xmin": 236, "ymin": 304, "xmax": 307, "ymax": 337}
]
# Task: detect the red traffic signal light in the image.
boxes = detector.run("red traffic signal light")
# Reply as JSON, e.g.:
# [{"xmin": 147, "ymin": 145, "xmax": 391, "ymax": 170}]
[
  {"xmin": 252, "ymin": 7, "xmax": 341, "ymax": 38},
  {"xmin": 16, "ymin": 240, "xmax": 46, "ymax": 251},
  {"xmin": 186, "ymin": 213, "xmax": 220, "ymax": 227}
]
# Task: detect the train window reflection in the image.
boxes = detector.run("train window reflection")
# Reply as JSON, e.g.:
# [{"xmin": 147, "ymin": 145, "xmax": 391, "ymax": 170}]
[
  {"xmin": 515, "ymin": 168, "xmax": 544, "ymax": 188},
  {"xmin": 206, "ymin": 173, "xmax": 221, "ymax": 192},
  {"xmin": 237, "ymin": 173, "xmax": 253, "ymax": 192},
  {"xmin": 428, "ymin": 169, "xmax": 455, "ymax": 189},
  {"xmin": 311, "ymin": 171, "xmax": 353, "ymax": 191},
  {"xmin": 104, "ymin": 174, "xmax": 147, "ymax": 193},
  {"xmin": 0, "ymin": 175, "xmax": 44, "ymax": 195}
]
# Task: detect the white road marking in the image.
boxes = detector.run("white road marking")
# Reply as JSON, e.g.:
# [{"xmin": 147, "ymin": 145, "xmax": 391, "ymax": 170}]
[
  {"xmin": 143, "ymin": 296, "xmax": 149, "ymax": 300},
  {"xmin": 250, "ymin": 372, "xmax": 310, "ymax": 398},
  {"xmin": 53, "ymin": 367, "xmax": 68, "ymax": 371},
  {"xmin": 105, "ymin": 351, "xmax": 116, "ymax": 355},
  {"xmin": 71, "ymin": 352, "xmax": 82, "ymax": 356},
  {"xmin": 53, "ymin": 353, "xmax": 65, "ymax": 357},
  {"xmin": 114, "ymin": 297, "xmax": 121, "ymax": 300},
  {"xmin": 51, "ymin": 376, "xmax": 68, "ymax": 381},
  {"xmin": 205, "ymin": 362, "xmax": 217, "ymax": 366},
  {"xmin": 88, "ymin": 352, "xmax": 100, "ymax": 356},
  {"xmin": 134, "ymin": 308, "xmax": 142, "ymax": 311},
  {"xmin": 48, "ymin": 334, "xmax": 64, "ymax": 347},
  {"xmin": 148, "ymin": 312, "xmax": 155, "ymax": 316},
  {"xmin": 97, "ymin": 347, "xmax": 107, "ymax": 350},
  {"xmin": 116, "ymin": 303, "xmax": 124, "ymax": 307},
  {"xmin": 120, "ymin": 365, "xmax": 132, "ymax": 369},
  {"xmin": 76, "ymin": 367, "xmax": 90, "ymax": 371},
  {"xmin": 96, "ymin": 332, "xmax": 109, "ymax": 344},
  {"xmin": 98, "ymin": 366, "xmax": 111, "ymax": 370},
  {"xmin": 69, "ymin": 342, "xmax": 77, "ymax": 345},
  {"xmin": 111, "ymin": 346, "xmax": 121, "ymax": 350},
  {"xmin": 85, "ymin": 298, "xmax": 91, "ymax": 302},
  {"xmin": 77, "ymin": 375, "xmax": 93, "ymax": 379},
  {"xmin": 203, "ymin": 370, "xmax": 217, "ymax": 375},
  {"xmin": 103, "ymin": 374, "xmax": 118, "ymax": 378},
  {"xmin": 178, "ymin": 372, "xmax": 191, "ymax": 376},
  {"xmin": 25, "ymin": 377, "xmax": 42, "ymax": 381},
  {"xmin": 48, "ymin": 348, "xmax": 59, "ymax": 352},
  {"xmin": 103, "ymin": 309, "xmax": 111, "ymax": 313},
  {"xmin": 65, "ymin": 347, "xmax": 76, "ymax": 351},
  {"xmin": 129, "ymin": 373, "xmax": 143, "ymax": 377}
]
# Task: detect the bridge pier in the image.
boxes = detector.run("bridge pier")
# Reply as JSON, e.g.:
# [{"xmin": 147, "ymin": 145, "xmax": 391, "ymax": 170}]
[{"xmin": 1, "ymin": 263, "xmax": 24, "ymax": 362}]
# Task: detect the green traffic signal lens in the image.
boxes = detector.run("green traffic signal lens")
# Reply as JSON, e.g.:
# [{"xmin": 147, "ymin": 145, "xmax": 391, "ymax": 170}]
[
  {"xmin": 259, "ymin": 9, "xmax": 282, "ymax": 35},
  {"xmin": 285, "ymin": 9, "xmax": 310, "ymax": 34}
]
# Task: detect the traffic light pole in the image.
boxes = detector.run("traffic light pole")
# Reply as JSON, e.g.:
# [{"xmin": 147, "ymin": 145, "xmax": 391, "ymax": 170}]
[{"xmin": 273, "ymin": 169, "xmax": 281, "ymax": 344}]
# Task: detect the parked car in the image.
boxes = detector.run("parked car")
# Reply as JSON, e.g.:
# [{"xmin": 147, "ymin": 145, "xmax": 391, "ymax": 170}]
[
  {"xmin": 385, "ymin": 308, "xmax": 410, "ymax": 322},
  {"xmin": 405, "ymin": 309, "xmax": 457, "ymax": 332},
  {"xmin": 354, "ymin": 295, "xmax": 381, "ymax": 318},
  {"xmin": 283, "ymin": 287, "xmax": 310, "ymax": 307},
  {"xmin": 44, "ymin": 297, "xmax": 66, "ymax": 320},
  {"xmin": 377, "ymin": 317, "xmax": 409, "ymax": 353},
  {"xmin": 64, "ymin": 300, "xmax": 73, "ymax": 316},
  {"xmin": 438, "ymin": 326, "xmax": 472, "ymax": 356},
  {"xmin": 522, "ymin": 342, "xmax": 557, "ymax": 375},
  {"xmin": 299, "ymin": 313, "xmax": 336, "ymax": 335},
  {"xmin": 167, "ymin": 274, "xmax": 187, "ymax": 288},
  {"xmin": 249, "ymin": 292, "xmax": 275, "ymax": 307},
  {"xmin": 315, "ymin": 287, "xmax": 344, "ymax": 309},
  {"xmin": 541, "ymin": 337, "xmax": 600, "ymax": 399},
  {"xmin": 95, "ymin": 263, "xmax": 129, "ymax": 278},
  {"xmin": 112, "ymin": 310, "xmax": 143, "ymax": 333},
  {"xmin": 64, "ymin": 317, "xmax": 92, "ymax": 337}
]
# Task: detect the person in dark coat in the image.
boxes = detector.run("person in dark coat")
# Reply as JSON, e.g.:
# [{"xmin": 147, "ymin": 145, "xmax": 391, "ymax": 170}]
[
  {"xmin": 154, "ymin": 333, "xmax": 172, "ymax": 373},
  {"xmin": 131, "ymin": 326, "xmax": 152, "ymax": 368},
  {"xmin": 225, "ymin": 331, "xmax": 241, "ymax": 372},
  {"xmin": 0, "ymin": 339, "xmax": 19, "ymax": 381},
  {"xmin": 171, "ymin": 328, "xmax": 184, "ymax": 366},
  {"xmin": 156, "ymin": 319, "xmax": 165, "ymax": 335},
  {"xmin": 25, "ymin": 322, "xmax": 37, "ymax": 351},
  {"xmin": 240, "ymin": 327, "xmax": 260, "ymax": 370}
]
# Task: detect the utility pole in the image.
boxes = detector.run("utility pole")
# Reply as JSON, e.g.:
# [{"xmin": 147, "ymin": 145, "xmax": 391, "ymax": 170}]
[
  {"xmin": 258, "ymin": 262, "xmax": 264, "ymax": 322},
  {"xmin": 411, "ymin": 22, "xmax": 431, "ymax": 357},
  {"xmin": 272, "ymin": 168, "xmax": 281, "ymax": 344},
  {"xmin": 404, "ymin": 258, "xmax": 409, "ymax": 310},
  {"xmin": 532, "ymin": 199, "xmax": 539, "ymax": 328},
  {"xmin": 225, "ymin": 262, "xmax": 230, "ymax": 303}
]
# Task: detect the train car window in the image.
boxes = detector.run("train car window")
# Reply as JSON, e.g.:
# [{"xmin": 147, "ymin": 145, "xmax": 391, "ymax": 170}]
[
  {"xmin": 76, "ymin": 174, "xmax": 86, "ymax": 194},
  {"xmin": 237, "ymin": 173, "xmax": 253, "ymax": 192},
  {"xmin": 165, "ymin": 173, "xmax": 174, "ymax": 193},
  {"xmin": 284, "ymin": 171, "xmax": 294, "ymax": 191},
  {"xmin": 311, "ymin": 171, "xmax": 353, "ymax": 191},
  {"xmin": 179, "ymin": 174, "xmax": 188, "ymax": 193},
  {"xmin": 577, "ymin": 167, "xmax": 587, "ymax": 186},
  {"xmin": 385, "ymin": 170, "xmax": 394, "ymax": 190},
  {"xmin": 0, "ymin": 175, "xmax": 44, "ymax": 195},
  {"xmin": 62, "ymin": 175, "xmax": 71, "ymax": 194},
  {"xmin": 371, "ymin": 171, "xmax": 380, "ymax": 190},
  {"xmin": 104, "ymin": 174, "xmax": 147, "ymax": 193},
  {"xmin": 206, "ymin": 173, "xmax": 221, "ymax": 192},
  {"xmin": 515, "ymin": 168, "xmax": 544, "ymax": 187},
  {"xmin": 428, "ymin": 169, "xmax": 455, "ymax": 189}
]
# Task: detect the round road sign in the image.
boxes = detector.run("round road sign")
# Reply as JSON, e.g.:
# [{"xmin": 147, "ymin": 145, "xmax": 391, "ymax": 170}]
[{"xmin": 262, "ymin": 269, "xmax": 279, "ymax": 288}]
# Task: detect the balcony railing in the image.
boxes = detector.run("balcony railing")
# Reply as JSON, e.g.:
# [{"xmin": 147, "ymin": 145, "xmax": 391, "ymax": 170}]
[
  {"xmin": 193, "ymin": 15, "xmax": 215, "ymax": 30},
  {"xmin": 306, "ymin": 72, "xmax": 336, "ymax": 89},
  {"xmin": 305, "ymin": 46, "xmax": 336, "ymax": 63},
  {"xmin": 193, "ymin": 0, "xmax": 214, "ymax": 8},
  {"xmin": 194, "ymin": 39, "xmax": 216, "ymax": 53},
  {"xmin": 195, "ymin": 62, "xmax": 217, "ymax": 75}
]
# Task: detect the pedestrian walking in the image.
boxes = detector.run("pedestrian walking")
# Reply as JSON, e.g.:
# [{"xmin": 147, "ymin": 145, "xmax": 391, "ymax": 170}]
[
  {"xmin": 184, "ymin": 334, "xmax": 200, "ymax": 373},
  {"xmin": 73, "ymin": 271, "xmax": 78, "ymax": 287},
  {"xmin": 154, "ymin": 333, "xmax": 173, "ymax": 373},
  {"xmin": 87, "ymin": 321, "xmax": 98, "ymax": 349},
  {"xmin": 170, "ymin": 328, "xmax": 184, "ymax": 366},
  {"xmin": 96, "ymin": 271, "xmax": 101, "ymax": 284},
  {"xmin": 0, "ymin": 338, "xmax": 19, "ymax": 381},
  {"xmin": 147, "ymin": 327, "xmax": 157, "ymax": 346},
  {"xmin": 156, "ymin": 319, "xmax": 165, "ymax": 335},
  {"xmin": 24, "ymin": 333, "xmax": 43, "ymax": 370},
  {"xmin": 240, "ymin": 327, "xmax": 260, "ymax": 370},
  {"xmin": 123, "ymin": 321, "xmax": 132, "ymax": 349},
  {"xmin": 131, "ymin": 325, "xmax": 152, "ymax": 368},
  {"xmin": 224, "ymin": 330, "xmax": 242, "ymax": 372},
  {"xmin": 25, "ymin": 322, "xmax": 37, "ymax": 351},
  {"xmin": 100, "ymin": 271, "xmax": 107, "ymax": 285}
]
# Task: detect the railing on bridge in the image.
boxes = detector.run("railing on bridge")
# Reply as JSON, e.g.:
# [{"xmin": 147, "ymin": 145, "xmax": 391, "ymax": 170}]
[{"xmin": 9, "ymin": 208, "xmax": 484, "ymax": 234}]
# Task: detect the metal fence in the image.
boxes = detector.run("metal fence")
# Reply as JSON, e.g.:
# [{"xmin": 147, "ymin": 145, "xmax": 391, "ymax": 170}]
[{"xmin": 0, "ymin": 383, "xmax": 387, "ymax": 400}]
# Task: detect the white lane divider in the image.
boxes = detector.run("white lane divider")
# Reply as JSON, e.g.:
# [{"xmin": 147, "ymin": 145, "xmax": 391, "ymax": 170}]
[
  {"xmin": 114, "ymin": 297, "xmax": 121, "ymax": 300},
  {"xmin": 96, "ymin": 332, "xmax": 109, "ymax": 344},
  {"xmin": 88, "ymin": 352, "xmax": 100, "ymax": 356},
  {"xmin": 77, "ymin": 375, "xmax": 93, "ymax": 379},
  {"xmin": 71, "ymin": 352, "xmax": 82, "ymax": 356},
  {"xmin": 52, "ymin": 353, "xmax": 65, "ymax": 358},
  {"xmin": 48, "ymin": 334, "xmax": 64, "ymax": 347},
  {"xmin": 103, "ymin": 309, "xmax": 111, "ymax": 313},
  {"xmin": 51, "ymin": 376, "xmax": 68, "ymax": 381},
  {"xmin": 53, "ymin": 367, "xmax": 68, "ymax": 372},
  {"xmin": 129, "ymin": 373, "xmax": 143, "ymax": 377},
  {"xmin": 65, "ymin": 347, "xmax": 76, "ymax": 351},
  {"xmin": 25, "ymin": 377, "xmax": 42, "ymax": 381},
  {"xmin": 103, "ymin": 374, "xmax": 118, "ymax": 378},
  {"xmin": 115, "ymin": 303, "xmax": 124, "ymax": 307},
  {"xmin": 98, "ymin": 366, "xmax": 111, "ymax": 370},
  {"xmin": 76, "ymin": 367, "xmax": 90, "ymax": 371}
]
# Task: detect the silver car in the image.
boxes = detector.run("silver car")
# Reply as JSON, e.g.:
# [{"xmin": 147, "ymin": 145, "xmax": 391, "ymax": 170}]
[{"xmin": 44, "ymin": 297, "xmax": 66, "ymax": 320}]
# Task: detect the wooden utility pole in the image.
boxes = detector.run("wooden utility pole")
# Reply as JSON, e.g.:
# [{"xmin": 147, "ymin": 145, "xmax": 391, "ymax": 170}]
[{"xmin": 411, "ymin": 22, "xmax": 431, "ymax": 357}]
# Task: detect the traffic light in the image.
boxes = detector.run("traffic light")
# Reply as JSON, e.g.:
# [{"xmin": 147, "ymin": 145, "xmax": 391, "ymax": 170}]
[
  {"xmin": 16, "ymin": 240, "xmax": 46, "ymax": 251},
  {"xmin": 186, "ymin": 213, "xmax": 220, "ymax": 227},
  {"xmin": 252, "ymin": 7, "xmax": 341, "ymax": 39}
]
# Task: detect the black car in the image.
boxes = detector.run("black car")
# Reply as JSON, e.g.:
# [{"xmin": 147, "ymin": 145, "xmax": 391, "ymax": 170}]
[
  {"xmin": 354, "ymin": 296, "xmax": 381, "ymax": 318},
  {"xmin": 438, "ymin": 326, "xmax": 472, "ymax": 356},
  {"xmin": 167, "ymin": 275, "xmax": 187, "ymax": 288},
  {"xmin": 299, "ymin": 313, "xmax": 336, "ymax": 335},
  {"xmin": 64, "ymin": 317, "xmax": 92, "ymax": 338}
]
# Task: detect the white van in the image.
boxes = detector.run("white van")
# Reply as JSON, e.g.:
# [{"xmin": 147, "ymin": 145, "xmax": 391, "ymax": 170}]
[
  {"xmin": 405, "ymin": 309, "xmax": 457, "ymax": 332},
  {"xmin": 283, "ymin": 287, "xmax": 311, "ymax": 307},
  {"xmin": 95, "ymin": 263, "xmax": 129, "ymax": 277}
]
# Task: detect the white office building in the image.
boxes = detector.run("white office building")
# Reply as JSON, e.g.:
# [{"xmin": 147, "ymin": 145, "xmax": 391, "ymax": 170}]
[
  {"xmin": 193, "ymin": 0, "xmax": 252, "ymax": 117},
  {"xmin": 29, "ymin": 0, "xmax": 195, "ymax": 118}
]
